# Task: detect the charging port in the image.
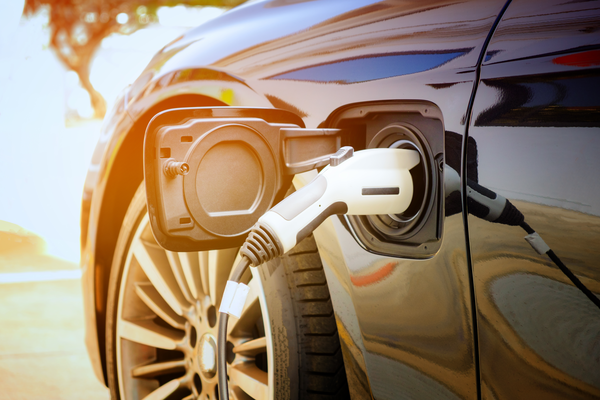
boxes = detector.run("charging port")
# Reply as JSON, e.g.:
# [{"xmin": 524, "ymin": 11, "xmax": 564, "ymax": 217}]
[{"xmin": 326, "ymin": 101, "xmax": 444, "ymax": 259}]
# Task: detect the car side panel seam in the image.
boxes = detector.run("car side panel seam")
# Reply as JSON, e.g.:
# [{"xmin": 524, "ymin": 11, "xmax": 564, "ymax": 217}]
[{"xmin": 460, "ymin": 1, "xmax": 514, "ymax": 399}]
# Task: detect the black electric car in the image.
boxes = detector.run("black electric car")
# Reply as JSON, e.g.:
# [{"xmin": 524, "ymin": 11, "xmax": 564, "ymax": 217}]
[{"xmin": 81, "ymin": 0, "xmax": 600, "ymax": 399}]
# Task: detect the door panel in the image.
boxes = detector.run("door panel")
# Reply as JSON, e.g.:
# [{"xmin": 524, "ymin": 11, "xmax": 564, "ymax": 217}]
[{"xmin": 468, "ymin": 0, "xmax": 600, "ymax": 398}]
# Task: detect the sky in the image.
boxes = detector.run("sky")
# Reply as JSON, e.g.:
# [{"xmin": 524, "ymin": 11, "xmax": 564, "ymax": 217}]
[{"xmin": 0, "ymin": 3, "xmax": 225, "ymax": 262}]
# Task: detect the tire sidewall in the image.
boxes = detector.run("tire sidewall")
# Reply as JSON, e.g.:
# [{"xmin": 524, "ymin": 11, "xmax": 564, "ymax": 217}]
[{"xmin": 258, "ymin": 257, "xmax": 301, "ymax": 400}]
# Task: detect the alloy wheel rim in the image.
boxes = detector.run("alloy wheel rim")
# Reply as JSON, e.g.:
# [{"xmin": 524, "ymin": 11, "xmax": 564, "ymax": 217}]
[{"xmin": 115, "ymin": 214, "xmax": 273, "ymax": 399}]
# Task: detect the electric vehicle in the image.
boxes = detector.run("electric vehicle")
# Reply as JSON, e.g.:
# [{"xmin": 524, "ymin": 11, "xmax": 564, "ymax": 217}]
[{"xmin": 81, "ymin": 0, "xmax": 600, "ymax": 399}]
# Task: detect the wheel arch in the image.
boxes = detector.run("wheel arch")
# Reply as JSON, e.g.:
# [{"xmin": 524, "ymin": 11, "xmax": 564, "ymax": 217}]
[{"xmin": 91, "ymin": 93, "xmax": 228, "ymax": 384}]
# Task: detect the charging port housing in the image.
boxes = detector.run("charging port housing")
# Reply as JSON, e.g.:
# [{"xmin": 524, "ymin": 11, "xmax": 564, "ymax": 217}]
[
  {"xmin": 326, "ymin": 101, "xmax": 445, "ymax": 259},
  {"xmin": 144, "ymin": 104, "xmax": 443, "ymax": 257}
]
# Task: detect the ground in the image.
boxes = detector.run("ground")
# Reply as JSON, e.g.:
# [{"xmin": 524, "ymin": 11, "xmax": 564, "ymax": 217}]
[{"xmin": 0, "ymin": 251, "xmax": 110, "ymax": 399}]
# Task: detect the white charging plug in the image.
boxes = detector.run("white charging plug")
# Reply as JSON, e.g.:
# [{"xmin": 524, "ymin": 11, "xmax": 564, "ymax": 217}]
[{"xmin": 256, "ymin": 146, "xmax": 420, "ymax": 253}]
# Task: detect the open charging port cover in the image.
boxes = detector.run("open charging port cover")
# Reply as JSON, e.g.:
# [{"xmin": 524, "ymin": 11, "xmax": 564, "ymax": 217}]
[{"xmin": 144, "ymin": 107, "xmax": 349, "ymax": 252}]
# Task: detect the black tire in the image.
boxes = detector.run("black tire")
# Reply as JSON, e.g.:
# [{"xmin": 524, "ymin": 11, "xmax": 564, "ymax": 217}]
[
  {"xmin": 269, "ymin": 237, "xmax": 351, "ymax": 400},
  {"xmin": 105, "ymin": 183, "xmax": 349, "ymax": 399}
]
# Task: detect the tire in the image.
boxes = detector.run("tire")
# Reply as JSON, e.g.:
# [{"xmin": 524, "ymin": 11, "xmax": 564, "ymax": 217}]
[
  {"xmin": 268, "ymin": 237, "xmax": 351, "ymax": 400},
  {"xmin": 105, "ymin": 184, "xmax": 349, "ymax": 400}
]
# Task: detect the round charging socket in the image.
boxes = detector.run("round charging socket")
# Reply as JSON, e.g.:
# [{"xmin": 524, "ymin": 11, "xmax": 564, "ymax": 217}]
[{"xmin": 366, "ymin": 123, "xmax": 431, "ymax": 239}]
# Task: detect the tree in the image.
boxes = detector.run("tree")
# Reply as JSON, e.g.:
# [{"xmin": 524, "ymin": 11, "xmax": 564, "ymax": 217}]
[{"xmin": 24, "ymin": 0, "xmax": 246, "ymax": 119}]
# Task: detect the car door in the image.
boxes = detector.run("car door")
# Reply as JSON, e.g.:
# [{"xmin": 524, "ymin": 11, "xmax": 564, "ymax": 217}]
[{"xmin": 466, "ymin": 0, "xmax": 600, "ymax": 398}]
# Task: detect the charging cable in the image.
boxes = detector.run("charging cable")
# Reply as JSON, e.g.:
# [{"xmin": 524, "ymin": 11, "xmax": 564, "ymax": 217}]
[
  {"xmin": 216, "ymin": 153, "xmax": 598, "ymax": 399},
  {"xmin": 445, "ymin": 165, "xmax": 600, "ymax": 310},
  {"xmin": 216, "ymin": 146, "xmax": 420, "ymax": 399}
]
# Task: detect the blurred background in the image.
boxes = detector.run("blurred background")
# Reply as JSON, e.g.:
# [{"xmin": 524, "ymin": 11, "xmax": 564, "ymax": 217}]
[{"xmin": 0, "ymin": 1, "xmax": 237, "ymax": 397}]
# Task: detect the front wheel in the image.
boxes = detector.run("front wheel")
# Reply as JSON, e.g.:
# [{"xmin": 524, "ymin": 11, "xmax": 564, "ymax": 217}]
[{"xmin": 105, "ymin": 184, "xmax": 349, "ymax": 399}]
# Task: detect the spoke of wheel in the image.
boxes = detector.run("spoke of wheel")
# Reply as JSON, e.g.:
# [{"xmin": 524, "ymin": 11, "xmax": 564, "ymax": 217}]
[
  {"xmin": 230, "ymin": 363, "xmax": 268, "ymax": 400},
  {"xmin": 165, "ymin": 251, "xmax": 194, "ymax": 303},
  {"xmin": 232, "ymin": 337, "xmax": 267, "ymax": 357},
  {"xmin": 208, "ymin": 248, "xmax": 238, "ymax": 306},
  {"xmin": 178, "ymin": 252, "xmax": 202, "ymax": 299},
  {"xmin": 228, "ymin": 278, "xmax": 261, "ymax": 336},
  {"xmin": 199, "ymin": 251, "xmax": 210, "ymax": 298},
  {"xmin": 141, "ymin": 378, "xmax": 182, "ymax": 400},
  {"xmin": 135, "ymin": 283, "xmax": 186, "ymax": 330},
  {"xmin": 118, "ymin": 319, "xmax": 183, "ymax": 350},
  {"xmin": 232, "ymin": 387, "xmax": 253, "ymax": 400},
  {"xmin": 133, "ymin": 240, "xmax": 188, "ymax": 316},
  {"xmin": 132, "ymin": 359, "xmax": 186, "ymax": 379}
]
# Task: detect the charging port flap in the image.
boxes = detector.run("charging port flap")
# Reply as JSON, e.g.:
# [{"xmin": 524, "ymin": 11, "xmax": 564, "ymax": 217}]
[{"xmin": 144, "ymin": 107, "xmax": 357, "ymax": 252}]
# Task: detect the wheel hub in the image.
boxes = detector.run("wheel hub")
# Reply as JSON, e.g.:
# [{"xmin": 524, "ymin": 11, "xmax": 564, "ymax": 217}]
[{"xmin": 197, "ymin": 333, "xmax": 217, "ymax": 378}]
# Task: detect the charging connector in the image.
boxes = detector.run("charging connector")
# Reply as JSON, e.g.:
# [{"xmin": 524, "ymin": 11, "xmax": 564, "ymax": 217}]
[
  {"xmin": 254, "ymin": 146, "xmax": 419, "ymax": 255},
  {"xmin": 217, "ymin": 146, "xmax": 420, "ymax": 400}
]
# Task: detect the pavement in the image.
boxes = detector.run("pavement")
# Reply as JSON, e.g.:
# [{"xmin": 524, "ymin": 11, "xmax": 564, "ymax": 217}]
[{"xmin": 0, "ymin": 224, "xmax": 110, "ymax": 400}]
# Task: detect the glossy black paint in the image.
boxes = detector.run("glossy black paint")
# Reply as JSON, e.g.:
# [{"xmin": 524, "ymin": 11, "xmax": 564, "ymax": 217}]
[
  {"xmin": 80, "ymin": 0, "xmax": 600, "ymax": 398},
  {"xmin": 475, "ymin": 69, "xmax": 600, "ymax": 127},
  {"xmin": 468, "ymin": 0, "xmax": 600, "ymax": 398},
  {"xmin": 266, "ymin": 50, "xmax": 472, "ymax": 83},
  {"xmin": 203, "ymin": 1, "xmax": 507, "ymax": 397}
]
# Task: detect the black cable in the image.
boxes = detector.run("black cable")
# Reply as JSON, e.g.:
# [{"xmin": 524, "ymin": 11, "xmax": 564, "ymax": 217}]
[
  {"xmin": 520, "ymin": 221, "xmax": 534, "ymax": 235},
  {"xmin": 217, "ymin": 222, "xmax": 284, "ymax": 400},
  {"xmin": 547, "ymin": 249, "xmax": 600, "ymax": 309},
  {"xmin": 520, "ymin": 221, "xmax": 600, "ymax": 310},
  {"xmin": 218, "ymin": 256, "xmax": 252, "ymax": 400}
]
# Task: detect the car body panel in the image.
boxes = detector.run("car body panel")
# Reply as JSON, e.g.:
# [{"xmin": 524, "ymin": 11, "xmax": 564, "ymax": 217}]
[
  {"xmin": 468, "ymin": 0, "xmax": 600, "ymax": 398},
  {"xmin": 81, "ymin": 0, "xmax": 564, "ymax": 396},
  {"xmin": 313, "ymin": 212, "xmax": 477, "ymax": 399},
  {"xmin": 82, "ymin": 0, "xmax": 504, "ymax": 390},
  {"xmin": 197, "ymin": 1, "xmax": 510, "ymax": 397}
]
